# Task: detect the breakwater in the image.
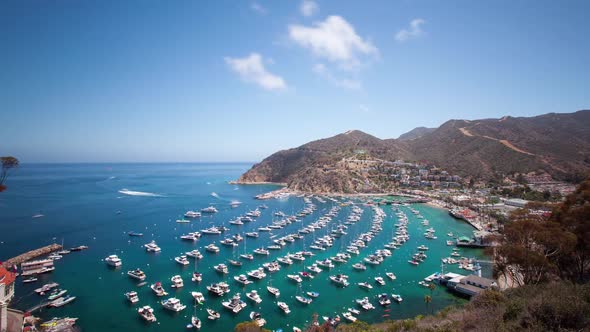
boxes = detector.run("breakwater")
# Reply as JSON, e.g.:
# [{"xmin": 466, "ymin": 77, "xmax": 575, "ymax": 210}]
[{"xmin": 1, "ymin": 243, "xmax": 62, "ymax": 269}]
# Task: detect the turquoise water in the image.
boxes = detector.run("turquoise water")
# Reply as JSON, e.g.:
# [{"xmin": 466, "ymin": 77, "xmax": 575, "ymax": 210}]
[{"xmin": 0, "ymin": 163, "xmax": 489, "ymax": 331}]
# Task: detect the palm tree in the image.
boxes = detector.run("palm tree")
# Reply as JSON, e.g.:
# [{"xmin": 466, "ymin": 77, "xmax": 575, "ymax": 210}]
[
  {"xmin": 424, "ymin": 294, "xmax": 432, "ymax": 314},
  {"xmin": 427, "ymin": 282, "xmax": 436, "ymax": 314}
]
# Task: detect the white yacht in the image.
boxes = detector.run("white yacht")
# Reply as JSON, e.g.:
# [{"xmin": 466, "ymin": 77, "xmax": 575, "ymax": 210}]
[
  {"xmin": 105, "ymin": 255, "xmax": 122, "ymax": 267},
  {"xmin": 125, "ymin": 291, "xmax": 139, "ymax": 304},
  {"xmin": 222, "ymin": 293, "xmax": 247, "ymax": 314},
  {"xmin": 201, "ymin": 206, "xmax": 218, "ymax": 213},
  {"xmin": 247, "ymin": 268, "xmax": 266, "ymax": 280},
  {"xmin": 138, "ymin": 306, "xmax": 157, "ymax": 322},
  {"xmin": 358, "ymin": 282, "xmax": 373, "ymax": 290},
  {"xmin": 246, "ymin": 290, "xmax": 262, "ymax": 304},
  {"xmin": 277, "ymin": 302, "xmax": 290, "ymax": 314},
  {"xmin": 144, "ymin": 241, "xmax": 161, "ymax": 253},
  {"xmin": 356, "ymin": 297, "xmax": 375, "ymax": 310},
  {"xmin": 214, "ymin": 263, "xmax": 228, "ymax": 274},
  {"xmin": 295, "ymin": 295, "xmax": 312, "ymax": 304},
  {"xmin": 267, "ymin": 286, "xmax": 280, "ymax": 297},
  {"xmin": 202, "ymin": 227, "xmax": 222, "ymax": 235},
  {"xmin": 175, "ymin": 255, "xmax": 190, "ymax": 266},
  {"xmin": 186, "ymin": 250, "xmax": 203, "ymax": 259},
  {"xmin": 150, "ymin": 282, "xmax": 168, "ymax": 297},
  {"xmin": 234, "ymin": 274, "xmax": 252, "ymax": 285},
  {"xmin": 162, "ymin": 298, "xmax": 186, "ymax": 312},
  {"xmin": 184, "ymin": 211, "xmax": 202, "ymax": 218},
  {"xmin": 171, "ymin": 275, "xmax": 184, "ymax": 288},
  {"xmin": 205, "ymin": 244, "xmax": 220, "ymax": 253},
  {"xmin": 191, "ymin": 292, "xmax": 205, "ymax": 304},
  {"xmin": 206, "ymin": 308, "xmax": 221, "ymax": 320},
  {"xmin": 287, "ymin": 274, "xmax": 302, "ymax": 283},
  {"xmin": 127, "ymin": 268, "xmax": 146, "ymax": 281}
]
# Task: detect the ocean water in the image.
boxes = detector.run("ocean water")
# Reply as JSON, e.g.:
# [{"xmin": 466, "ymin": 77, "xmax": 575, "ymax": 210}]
[{"xmin": 0, "ymin": 163, "xmax": 489, "ymax": 331}]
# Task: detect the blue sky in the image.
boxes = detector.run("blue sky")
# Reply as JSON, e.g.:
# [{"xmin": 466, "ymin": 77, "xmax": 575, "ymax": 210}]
[{"xmin": 1, "ymin": 0, "xmax": 589, "ymax": 162}]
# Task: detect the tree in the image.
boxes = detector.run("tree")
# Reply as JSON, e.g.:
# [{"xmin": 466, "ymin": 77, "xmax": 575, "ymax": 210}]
[
  {"xmin": 0, "ymin": 156, "xmax": 19, "ymax": 192},
  {"xmin": 495, "ymin": 209, "xmax": 576, "ymax": 286},
  {"xmin": 424, "ymin": 294, "xmax": 432, "ymax": 314},
  {"xmin": 551, "ymin": 178, "xmax": 590, "ymax": 283},
  {"xmin": 234, "ymin": 321, "xmax": 271, "ymax": 332}
]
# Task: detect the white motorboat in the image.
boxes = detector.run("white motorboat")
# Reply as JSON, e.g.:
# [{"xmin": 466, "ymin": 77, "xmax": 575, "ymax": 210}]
[
  {"xmin": 207, "ymin": 282, "xmax": 230, "ymax": 296},
  {"xmin": 391, "ymin": 294, "xmax": 403, "ymax": 303},
  {"xmin": 358, "ymin": 282, "xmax": 373, "ymax": 290},
  {"xmin": 184, "ymin": 211, "xmax": 202, "ymax": 218},
  {"xmin": 201, "ymin": 206, "xmax": 218, "ymax": 213},
  {"xmin": 171, "ymin": 275, "xmax": 184, "ymax": 288},
  {"xmin": 352, "ymin": 263, "xmax": 367, "ymax": 271},
  {"xmin": 191, "ymin": 292, "xmax": 205, "ymax": 304},
  {"xmin": 295, "ymin": 295, "xmax": 312, "ymax": 304},
  {"xmin": 222, "ymin": 293, "xmax": 247, "ymax": 314},
  {"xmin": 250, "ymin": 312, "xmax": 266, "ymax": 327},
  {"xmin": 150, "ymin": 282, "xmax": 168, "ymax": 297},
  {"xmin": 234, "ymin": 274, "xmax": 253, "ymax": 285},
  {"xmin": 287, "ymin": 274, "xmax": 302, "ymax": 283},
  {"xmin": 378, "ymin": 293, "xmax": 391, "ymax": 306},
  {"xmin": 162, "ymin": 297, "xmax": 186, "ymax": 312},
  {"xmin": 127, "ymin": 268, "xmax": 146, "ymax": 281},
  {"xmin": 329, "ymin": 274, "xmax": 349, "ymax": 287},
  {"xmin": 205, "ymin": 244, "xmax": 220, "ymax": 253},
  {"xmin": 175, "ymin": 255, "xmax": 190, "ymax": 266},
  {"xmin": 246, "ymin": 290, "xmax": 262, "ymax": 304},
  {"xmin": 307, "ymin": 264, "xmax": 322, "ymax": 273},
  {"xmin": 386, "ymin": 272, "xmax": 396, "ymax": 280},
  {"xmin": 186, "ymin": 250, "xmax": 203, "ymax": 259},
  {"xmin": 144, "ymin": 241, "xmax": 161, "ymax": 253},
  {"xmin": 214, "ymin": 263, "xmax": 228, "ymax": 274},
  {"xmin": 105, "ymin": 255, "xmax": 122, "ymax": 267},
  {"xmin": 375, "ymin": 277, "xmax": 385, "ymax": 286},
  {"xmin": 355, "ymin": 297, "xmax": 375, "ymax": 310},
  {"xmin": 267, "ymin": 286, "xmax": 280, "ymax": 297},
  {"xmin": 343, "ymin": 311, "xmax": 357, "ymax": 322},
  {"xmin": 247, "ymin": 268, "xmax": 266, "ymax": 280},
  {"xmin": 138, "ymin": 306, "xmax": 157, "ymax": 322},
  {"xmin": 206, "ymin": 308, "xmax": 220, "ymax": 320},
  {"xmin": 125, "ymin": 291, "xmax": 139, "ymax": 304},
  {"xmin": 277, "ymin": 301, "xmax": 290, "ymax": 314}
]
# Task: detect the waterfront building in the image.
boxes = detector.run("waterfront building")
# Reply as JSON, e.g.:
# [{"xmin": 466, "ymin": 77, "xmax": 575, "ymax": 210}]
[{"xmin": 0, "ymin": 266, "xmax": 16, "ymax": 332}]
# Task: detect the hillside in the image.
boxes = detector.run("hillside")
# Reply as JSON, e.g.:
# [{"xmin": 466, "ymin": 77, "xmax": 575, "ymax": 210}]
[
  {"xmin": 239, "ymin": 110, "xmax": 590, "ymax": 193},
  {"xmin": 397, "ymin": 127, "xmax": 436, "ymax": 140}
]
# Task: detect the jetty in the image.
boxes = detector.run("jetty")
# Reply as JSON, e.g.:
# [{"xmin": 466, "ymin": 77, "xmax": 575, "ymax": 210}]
[{"xmin": 1, "ymin": 243, "xmax": 62, "ymax": 269}]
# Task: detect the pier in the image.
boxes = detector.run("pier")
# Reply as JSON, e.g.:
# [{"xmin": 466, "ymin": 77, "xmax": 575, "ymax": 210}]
[{"xmin": 1, "ymin": 243, "xmax": 62, "ymax": 269}]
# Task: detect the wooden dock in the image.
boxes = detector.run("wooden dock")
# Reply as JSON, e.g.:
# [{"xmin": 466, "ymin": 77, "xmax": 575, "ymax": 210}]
[{"xmin": 1, "ymin": 243, "xmax": 62, "ymax": 269}]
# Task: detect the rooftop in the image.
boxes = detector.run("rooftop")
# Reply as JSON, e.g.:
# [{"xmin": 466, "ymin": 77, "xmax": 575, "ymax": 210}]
[{"xmin": 0, "ymin": 266, "xmax": 16, "ymax": 286}]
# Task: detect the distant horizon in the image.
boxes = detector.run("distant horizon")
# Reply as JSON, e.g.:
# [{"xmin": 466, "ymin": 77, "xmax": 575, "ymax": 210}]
[{"xmin": 2, "ymin": 1, "xmax": 589, "ymax": 163}]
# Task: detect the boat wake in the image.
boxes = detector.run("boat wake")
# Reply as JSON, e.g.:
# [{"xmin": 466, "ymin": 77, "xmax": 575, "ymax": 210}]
[
  {"xmin": 118, "ymin": 189, "xmax": 162, "ymax": 197},
  {"xmin": 211, "ymin": 192, "xmax": 220, "ymax": 198}
]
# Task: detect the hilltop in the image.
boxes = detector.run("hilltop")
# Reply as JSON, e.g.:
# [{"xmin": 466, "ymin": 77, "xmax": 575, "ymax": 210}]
[{"xmin": 239, "ymin": 110, "xmax": 590, "ymax": 193}]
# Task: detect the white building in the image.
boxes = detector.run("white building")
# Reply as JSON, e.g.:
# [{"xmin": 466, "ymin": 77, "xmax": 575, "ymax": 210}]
[{"xmin": 0, "ymin": 266, "xmax": 16, "ymax": 332}]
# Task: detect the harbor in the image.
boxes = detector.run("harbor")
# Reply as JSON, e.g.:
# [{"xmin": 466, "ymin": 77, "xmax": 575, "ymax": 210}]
[
  {"xmin": 1, "ymin": 244, "xmax": 62, "ymax": 270},
  {"xmin": 0, "ymin": 163, "xmax": 491, "ymax": 332}
]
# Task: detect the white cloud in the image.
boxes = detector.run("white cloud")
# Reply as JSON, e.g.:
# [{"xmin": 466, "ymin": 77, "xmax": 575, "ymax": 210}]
[
  {"xmin": 250, "ymin": 2, "xmax": 267, "ymax": 15},
  {"xmin": 395, "ymin": 18, "xmax": 426, "ymax": 42},
  {"xmin": 300, "ymin": 0, "xmax": 318, "ymax": 17},
  {"xmin": 289, "ymin": 16, "xmax": 378, "ymax": 69},
  {"xmin": 225, "ymin": 53, "xmax": 287, "ymax": 91},
  {"xmin": 313, "ymin": 63, "xmax": 362, "ymax": 90}
]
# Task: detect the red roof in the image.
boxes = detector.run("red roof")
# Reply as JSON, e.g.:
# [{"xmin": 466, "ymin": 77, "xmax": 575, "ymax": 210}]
[{"xmin": 0, "ymin": 266, "xmax": 16, "ymax": 286}]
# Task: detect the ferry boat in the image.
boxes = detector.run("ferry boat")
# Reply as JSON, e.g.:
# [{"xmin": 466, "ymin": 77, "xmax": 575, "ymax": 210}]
[
  {"xmin": 277, "ymin": 302, "xmax": 290, "ymax": 314},
  {"xmin": 184, "ymin": 211, "xmax": 202, "ymax": 218},
  {"xmin": 175, "ymin": 255, "xmax": 190, "ymax": 266},
  {"xmin": 246, "ymin": 290, "xmax": 262, "ymax": 304},
  {"xmin": 222, "ymin": 293, "xmax": 247, "ymax": 314},
  {"xmin": 150, "ymin": 282, "xmax": 168, "ymax": 296},
  {"xmin": 138, "ymin": 306, "xmax": 156, "ymax": 322},
  {"xmin": 171, "ymin": 275, "xmax": 184, "ymax": 288},
  {"xmin": 186, "ymin": 250, "xmax": 203, "ymax": 259},
  {"xmin": 201, "ymin": 206, "xmax": 218, "ymax": 214},
  {"xmin": 144, "ymin": 241, "xmax": 161, "ymax": 253},
  {"xmin": 162, "ymin": 297, "xmax": 186, "ymax": 312},
  {"xmin": 125, "ymin": 291, "xmax": 139, "ymax": 304},
  {"xmin": 105, "ymin": 255, "xmax": 122, "ymax": 267},
  {"xmin": 234, "ymin": 274, "xmax": 252, "ymax": 285},
  {"xmin": 206, "ymin": 308, "xmax": 220, "ymax": 320},
  {"xmin": 205, "ymin": 244, "xmax": 220, "ymax": 253},
  {"xmin": 191, "ymin": 292, "xmax": 205, "ymax": 304}
]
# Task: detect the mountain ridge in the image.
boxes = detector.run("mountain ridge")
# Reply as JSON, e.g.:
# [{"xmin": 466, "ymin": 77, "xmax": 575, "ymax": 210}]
[{"xmin": 239, "ymin": 110, "xmax": 590, "ymax": 193}]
